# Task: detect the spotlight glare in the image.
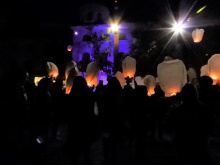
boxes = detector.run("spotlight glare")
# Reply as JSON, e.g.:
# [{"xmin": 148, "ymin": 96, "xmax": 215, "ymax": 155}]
[{"xmin": 172, "ymin": 23, "xmax": 184, "ymax": 33}]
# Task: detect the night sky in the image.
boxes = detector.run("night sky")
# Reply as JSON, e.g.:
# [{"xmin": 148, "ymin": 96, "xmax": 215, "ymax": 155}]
[
  {"xmin": 1, "ymin": 0, "xmax": 219, "ymax": 26},
  {"xmin": 0, "ymin": 0, "xmax": 219, "ymax": 45}
]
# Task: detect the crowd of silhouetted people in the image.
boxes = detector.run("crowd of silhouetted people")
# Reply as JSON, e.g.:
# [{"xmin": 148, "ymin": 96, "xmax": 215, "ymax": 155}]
[{"xmin": 0, "ymin": 65, "xmax": 220, "ymax": 165}]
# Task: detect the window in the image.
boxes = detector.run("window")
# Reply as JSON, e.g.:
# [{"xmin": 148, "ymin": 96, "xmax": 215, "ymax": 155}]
[
  {"xmin": 82, "ymin": 35, "xmax": 92, "ymax": 42},
  {"xmin": 97, "ymin": 12, "xmax": 102, "ymax": 22},
  {"xmin": 87, "ymin": 11, "xmax": 94, "ymax": 21},
  {"xmin": 119, "ymin": 33, "xmax": 126, "ymax": 40}
]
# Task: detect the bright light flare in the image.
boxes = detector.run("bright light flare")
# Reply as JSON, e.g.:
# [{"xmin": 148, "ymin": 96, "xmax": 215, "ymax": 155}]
[
  {"xmin": 172, "ymin": 22, "xmax": 185, "ymax": 33},
  {"xmin": 111, "ymin": 24, "xmax": 119, "ymax": 33}
]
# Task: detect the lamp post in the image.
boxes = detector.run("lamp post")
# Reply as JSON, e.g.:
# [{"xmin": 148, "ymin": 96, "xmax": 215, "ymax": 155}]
[{"xmin": 111, "ymin": 23, "xmax": 119, "ymax": 74}]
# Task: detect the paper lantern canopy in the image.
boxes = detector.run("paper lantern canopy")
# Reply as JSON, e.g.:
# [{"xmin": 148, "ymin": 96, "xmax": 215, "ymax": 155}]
[
  {"xmin": 187, "ymin": 67, "xmax": 197, "ymax": 83},
  {"xmin": 207, "ymin": 54, "xmax": 220, "ymax": 85},
  {"xmin": 157, "ymin": 59, "xmax": 187, "ymax": 97},
  {"xmin": 192, "ymin": 28, "xmax": 205, "ymax": 43},
  {"xmin": 65, "ymin": 67, "xmax": 80, "ymax": 94},
  {"xmin": 144, "ymin": 75, "xmax": 156, "ymax": 96},
  {"xmin": 65, "ymin": 61, "xmax": 79, "ymax": 79},
  {"xmin": 122, "ymin": 56, "xmax": 136, "ymax": 78},
  {"xmin": 85, "ymin": 61, "xmax": 100, "ymax": 87},
  {"xmin": 46, "ymin": 62, "xmax": 59, "ymax": 78},
  {"xmin": 200, "ymin": 64, "xmax": 208, "ymax": 77},
  {"xmin": 115, "ymin": 71, "xmax": 126, "ymax": 88}
]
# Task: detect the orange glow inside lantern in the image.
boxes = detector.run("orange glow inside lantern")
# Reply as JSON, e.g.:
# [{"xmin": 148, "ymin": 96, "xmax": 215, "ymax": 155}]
[
  {"xmin": 209, "ymin": 74, "xmax": 218, "ymax": 85},
  {"xmin": 124, "ymin": 72, "xmax": 135, "ymax": 78},
  {"xmin": 48, "ymin": 70, "xmax": 58, "ymax": 78},
  {"xmin": 165, "ymin": 88, "xmax": 180, "ymax": 97},
  {"xmin": 65, "ymin": 86, "xmax": 72, "ymax": 94},
  {"xmin": 192, "ymin": 28, "xmax": 204, "ymax": 43},
  {"xmin": 85, "ymin": 75, "xmax": 98, "ymax": 87},
  {"xmin": 147, "ymin": 87, "xmax": 155, "ymax": 96}
]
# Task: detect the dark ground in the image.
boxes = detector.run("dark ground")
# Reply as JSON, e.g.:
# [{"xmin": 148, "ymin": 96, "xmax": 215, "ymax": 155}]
[{"xmin": 1, "ymin": 118, "xmax": 220, "ymax": 165}]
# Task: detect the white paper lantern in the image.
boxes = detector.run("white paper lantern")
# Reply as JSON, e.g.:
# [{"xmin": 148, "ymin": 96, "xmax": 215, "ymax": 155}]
[
  {"xmin": 34, "ymin": 76, "xmax": 44, "ymax": 86},
  {"xmin": 65, "ymin": 67, "xmax": 80, "ymax": 94},
  {"xmin": 207, "ymin": 54, "xmax": 220, "ymax": 84},
  {"xmin": 65, "ymin": 61, "xmax": 79, "ymax": 79},
  {"xmin": 187, "ymin": 67, "xmax": 197, "ymax": 83},
  {"xmin": 192, "ymin": 28, "xmax": 205, "ymax": 43},
  {"xmin": 144, "ymin": 75, "xmax": 156, "ymax": 96},
  {"xmin": 46, "ymin": 62, "xmax": 59, "ymax": 78},
  {"xmin": 85, "ymin": 61, "xmax": 100, "ymax": 87},
  {"xmin": 122, "ymin": 56, "xmax": 136, "ymax": 78},
  {"xmin": 157, "ymin": 59, "xmax": 187, "ymax": 97},
  {"xmin": 200, "ymin": 64, "xmax": 208, "ymax": 77},
  {"xmin": 135, "ymin": 76, "xmax": 145, "ymax": 86},
  {"xmin": 115, "ymin": 71, "xmax": 126, "ymax": 88}
]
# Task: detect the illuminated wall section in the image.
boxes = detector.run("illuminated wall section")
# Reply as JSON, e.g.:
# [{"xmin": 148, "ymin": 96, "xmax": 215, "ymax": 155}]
[{"xmin": 71, "ymin": 23, "xmax": 134, "ymax": 64}]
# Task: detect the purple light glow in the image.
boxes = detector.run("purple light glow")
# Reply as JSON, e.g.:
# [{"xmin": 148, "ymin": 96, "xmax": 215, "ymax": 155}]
[{"xmin": 72, "ymin": 23, "xmax": 133, "ymax": 66}]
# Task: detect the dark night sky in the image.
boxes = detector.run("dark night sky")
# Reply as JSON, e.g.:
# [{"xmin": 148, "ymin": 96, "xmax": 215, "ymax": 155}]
[
  {"xmin": 0, "ymin": 0, "xmax": 219, "ymax": 42},
  {"xmin": 1, "ymin": 0, "xmax": 220, "ymax": 26}
]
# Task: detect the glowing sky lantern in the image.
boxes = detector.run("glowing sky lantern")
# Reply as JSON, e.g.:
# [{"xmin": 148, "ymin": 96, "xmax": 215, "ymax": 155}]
[
  {"xmin": 187, "ymin": 67, "xmax": 197, "ymax": 83},
  {"xmin": 200, "ymin": 64, "xmax": 208, "ymax": 77},
  {"xmin": 207, "ymin": 54, "xmax": 220, "ymax": 85},
  {"xmin": 46, "ymin": 62, "xmax": 59, "ymax": 78},
  {"xmin": 192, "ymin": 28, "xmax": 205, "ymax": 43},
  {"xmin": 67, "ymin": 45, "xmax": 72, "ymax": 52},
  {"xmin": 144, "ymin": 75, "xmax": 156, "ymax": 96},
  {"xmin": 65, "ymin": 67, "xmax": 80, "ymax": 94},
  {"xmin": 85, "ymin": 61, "xmax": 100, "ymax": 87},
  {"xmin": 65, "ymin": 61, "xmax": 80, "ymax": 94},
  {"xmin": 65, "ymin": 61, "xmax": 80, "ymax": 79},
  {"xmin": 122, "ymin": 56, "xmax": 136, "ymax": 78},
  {"xmin": 115, "ymin": 71, "xmax": 126, "ymax": 88},
  {"xmin": 157, "ymin": 57, "xmax": 187, "ymax": 97}
]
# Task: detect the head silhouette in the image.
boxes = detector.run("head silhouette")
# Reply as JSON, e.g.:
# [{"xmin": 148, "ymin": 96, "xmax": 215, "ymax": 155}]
[
  {"xmin": 181, "ymin": 83, "xmax": 199, "ymax": 103},
  {"xmin": 69, "ymin": 76, "xmax": 88, "ymax": 95}
]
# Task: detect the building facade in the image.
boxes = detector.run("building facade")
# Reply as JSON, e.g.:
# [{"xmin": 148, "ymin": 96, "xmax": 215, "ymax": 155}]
[{"xmin": 71, "ymin": 3, "xmax": 136, "ymax": 67}]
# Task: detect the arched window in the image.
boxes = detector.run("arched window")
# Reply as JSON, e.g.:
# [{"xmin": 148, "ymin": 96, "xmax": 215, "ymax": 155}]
[
  {"xmin": 86, "ymin": 11, "xmax": 94, "ymax": 21},
  {"xmin": 82, "ymin": 35, "xmax": 92, "ymax": 42},
  {"xmin": 97, "ymin": 12, "xmax": 102, "ymax": 22}
]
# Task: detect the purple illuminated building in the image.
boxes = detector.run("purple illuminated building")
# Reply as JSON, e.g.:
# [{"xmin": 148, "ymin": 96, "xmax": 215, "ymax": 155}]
[{"xmin": 71, "ymin": 3, "xmax": 136, "ymax": 67}]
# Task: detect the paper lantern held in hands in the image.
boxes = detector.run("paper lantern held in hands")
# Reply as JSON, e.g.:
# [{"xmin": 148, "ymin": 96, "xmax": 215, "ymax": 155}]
[
  {"xmin": 122, "ymin": 56, "xmax": 136, "ymax": 78},
  {"xmin": 46, "ymin": 62, "xmax": 59, "ymax": 78},
  {"xmin": 144, "ymin": 75, "xmax": 156, "ymax": 96},
  {"xmin": 85, "ymin": 61, "xmax": 100, "ymax": 87},
  {"xmin": 115, "ymin": 71, "xmax": 126, "ymax": 88},
  {"xmin": 157, "ymin": 58, "xmax": 187, "ymax": 97},
  {"xmin": 207, "ymin": 54, "xmax": 220, "ymax": 85}
]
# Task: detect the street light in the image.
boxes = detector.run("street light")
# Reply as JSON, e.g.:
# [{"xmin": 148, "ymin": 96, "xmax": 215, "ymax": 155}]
[{"xmin": 111, "ymin": 23, "xmax": 119, "ymax": 74}]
